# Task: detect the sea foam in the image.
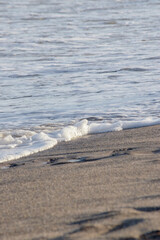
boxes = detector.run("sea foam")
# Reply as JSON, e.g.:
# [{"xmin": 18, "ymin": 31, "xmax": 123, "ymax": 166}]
[
  {"xmin": 0, "ymin": 131, "xmax": 57, "ymax": 163},
  {"xmin": 58, "ymin": 119, "xmax": 89, "ymax": 141},
  {"xmin": 0, "ymin": 117, "xmax": 160, "ymax": 163}
]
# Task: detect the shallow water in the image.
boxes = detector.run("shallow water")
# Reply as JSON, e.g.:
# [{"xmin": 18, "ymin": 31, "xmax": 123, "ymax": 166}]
[{"xmin": 0, "ymin": 0, "xmax": 160, "ymax": 162}]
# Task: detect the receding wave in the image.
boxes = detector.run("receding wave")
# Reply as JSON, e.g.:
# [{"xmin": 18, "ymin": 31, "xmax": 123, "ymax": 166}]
[{"xmin": 1, "ymin": 117, "xmax": 160, "ymax": 163}]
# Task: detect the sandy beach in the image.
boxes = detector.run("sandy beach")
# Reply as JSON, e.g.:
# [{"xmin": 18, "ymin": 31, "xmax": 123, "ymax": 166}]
[{"xmin": 1, "ymin": 125, "xmax": 160, "ymax": 240}]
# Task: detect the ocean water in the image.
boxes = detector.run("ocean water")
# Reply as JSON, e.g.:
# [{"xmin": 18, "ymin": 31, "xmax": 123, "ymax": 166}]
[{"xmin": 0, "ymin": 0, "xmax": 160, "ymax": 162}]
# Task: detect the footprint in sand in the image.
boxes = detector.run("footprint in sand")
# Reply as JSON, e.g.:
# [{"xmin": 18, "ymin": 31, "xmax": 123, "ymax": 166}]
[
  {"xmin": 140, "ymin": 230, "xmax": 160, "ymax": 240},
  {"xmin": 135, "ymin": 206, "xmax": 160, "ymax": 212},
  {"xmin": 111, "ymin": 148, "xmax": 134, "ymax": 157},
  {"xmin": 1, "ymin": 162, "xmax": 25, "ymax": 170}
]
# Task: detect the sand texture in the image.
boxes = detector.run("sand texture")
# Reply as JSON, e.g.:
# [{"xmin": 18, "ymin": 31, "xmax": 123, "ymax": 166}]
[{"xmin": 1, "ymin": 125, "xmax": 160, "ymax": 240}]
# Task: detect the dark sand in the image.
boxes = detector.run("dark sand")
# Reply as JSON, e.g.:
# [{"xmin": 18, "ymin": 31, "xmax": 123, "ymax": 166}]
[{"xmin": 1, "ymin": 125, "xmax": 160, "ymax": 240}]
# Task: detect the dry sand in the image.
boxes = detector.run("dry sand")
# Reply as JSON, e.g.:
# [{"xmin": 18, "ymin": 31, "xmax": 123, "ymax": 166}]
[{"xmin": 0, "ymin": 125, "xmax": 160, "ymax": 240}]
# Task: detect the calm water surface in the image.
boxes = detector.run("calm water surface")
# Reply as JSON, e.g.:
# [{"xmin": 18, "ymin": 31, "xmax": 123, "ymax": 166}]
[{"xmin": 0, "ymin": 0, "xmax": 160, "ymax": 161}]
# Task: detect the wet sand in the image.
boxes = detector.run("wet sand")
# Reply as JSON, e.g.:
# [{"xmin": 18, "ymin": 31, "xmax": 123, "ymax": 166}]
[{"xmin": 1, "ymin": 125, "xmax": 160, "ymax": 240}]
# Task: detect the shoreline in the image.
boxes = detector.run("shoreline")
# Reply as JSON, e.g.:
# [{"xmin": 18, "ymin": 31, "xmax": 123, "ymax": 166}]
[
  {"xmin": 1, "ymin": 118, "xmax": 160, "ymax": 164},
  {"xmin": 1, "ymin": 125, "xmax": 160, "ymax": 239}
]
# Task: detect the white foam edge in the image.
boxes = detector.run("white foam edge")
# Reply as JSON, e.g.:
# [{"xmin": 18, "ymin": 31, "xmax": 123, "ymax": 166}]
[
  {"xmin": 89, "ymin": 117, "xmax": 160, "ymax": 134},
  {"xmin": 0, "ymin": 117, "xmax": 160, "ymax": 163},
  {"xmin": 0, "ymin": 132, "xmax": 58, "ymax": 163}
]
